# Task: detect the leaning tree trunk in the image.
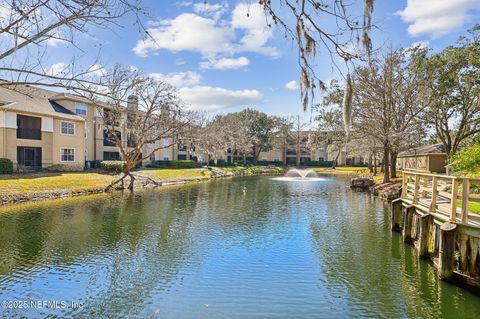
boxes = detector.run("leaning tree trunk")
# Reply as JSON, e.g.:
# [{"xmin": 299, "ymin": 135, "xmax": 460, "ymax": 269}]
[
  {"xmin": 127, "ymin": 173, "xmax": 135, "ymax": 190},
  {"xmin": 383, "ymin": 144, "xmax": 390, "ymax": 183},
  {"xmin": 373, "ymin": 153, "xmax": 377, "ymax": 176},
  {"xmin": 390, "ymin": 150, "xmax": 398, "ymax": 179}
]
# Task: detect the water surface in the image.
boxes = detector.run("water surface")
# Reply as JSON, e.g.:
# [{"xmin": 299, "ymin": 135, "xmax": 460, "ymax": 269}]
[{"xmin": 0, "ymin": 176, "xmax": 479, "ymax": 318}]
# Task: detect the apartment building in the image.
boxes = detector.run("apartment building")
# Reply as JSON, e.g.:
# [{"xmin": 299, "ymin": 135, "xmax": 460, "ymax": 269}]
[{"xmin": 0, "ymin": 85, "xmax": 86, "ymax": 171}]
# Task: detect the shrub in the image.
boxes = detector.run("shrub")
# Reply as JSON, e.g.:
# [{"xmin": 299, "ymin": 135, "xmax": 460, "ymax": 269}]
[
  {"xmin": 148, "ymin": 160, "xmax": 201, "ymax": 169},
  {"xmin": 44, "ymin": 164, "xmax": 84, "ymax": 172},
  {"xmin": 0, "ymin": 158, "xmax": 13, "ymax": 174},
  {"xmin": 450, "ymin": 144, "xmax": 480, "ymax": 174},
  {"xmin": 16, "ymin": 164, "xmax": 27, "ymax": 173},
  {"xmin": 255, "ymin": 160, "xmax": 283, "ymax": 166},
  {"xmin": 101, "ymin": 160, "xmax": 126, "ymax": 172},
  {"xmin": 303, "ymin": 160, "xmax": 335, "ymax": 167}
]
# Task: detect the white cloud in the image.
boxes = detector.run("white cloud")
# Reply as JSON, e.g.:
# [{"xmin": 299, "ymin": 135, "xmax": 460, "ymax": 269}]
[
  {"xmin": 285, "ymin": 81, "xmax": 299, "ymax": 90},
  {"xmin": 47, "ymin": 62, "xmax": 69, "ymax": 76},
  {"xmin": 397, "ymin": 0, "xmax": 480, "ymax": 37},
  {"xmin": 149, "ymin": 71, "xmax": 201, "ymax": 87},
  {"xmin": 46, "ymin": 36, "xmax": 67, "ymax": 47},
  {"xmin": 178, "ymin": 86, "xmax": 262, "ymax": 111},
  {"xmin": 200, "ymin": 56, "xmax": 250, "ymax": 70},
  {"xmin": 193, "ymin": 1, "xmax": 228, "ymax": 20},
  {"xmin": 133, "ymin": 13, "xmax": 234, "ymax": 57},
  {"xmin": 175, "ymin": 58, "xmax": 187, "ymax": 66},
  {"xmin": 231, "ymin": 3, "xmax": 279, "ymax": 57},
  {"xmin": 133, "ymin": 3, "xmax": 278, "ymax": 59},
  {"xmin": 410, "ymin": 41, "xmax": 429, "ymax": 49},
  {"xmin": 87, "ymin": 64, "xmax": 107, "ymax": 77}
]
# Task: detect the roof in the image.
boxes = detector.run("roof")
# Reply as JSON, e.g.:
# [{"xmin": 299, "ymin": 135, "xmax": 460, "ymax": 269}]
[
  {"xmin": 398, "ymin": 144, "xmax": 446, "ymax": 157},
  {"xmin": 0, "ymin": 84, "xmax": 85, "ymax": 121}
]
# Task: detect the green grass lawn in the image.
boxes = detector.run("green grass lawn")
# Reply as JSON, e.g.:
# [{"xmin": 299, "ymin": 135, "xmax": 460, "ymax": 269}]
[
  {"xmin": 0, "ymin": 167, "xmax": 281, "ymax": 198},
  {"xmin": 0, "ymin": 172, "xmax": 114, "ymax": 196}
]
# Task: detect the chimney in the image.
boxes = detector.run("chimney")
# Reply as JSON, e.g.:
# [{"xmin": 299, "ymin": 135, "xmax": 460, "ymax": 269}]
[{"xmin": 127, "ymin": 95, "xmax": 138, "ymax": 111}]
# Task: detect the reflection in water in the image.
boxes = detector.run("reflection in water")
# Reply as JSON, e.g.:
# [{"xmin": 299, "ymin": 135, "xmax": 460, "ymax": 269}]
[{"xmin": 0, "ymin": 176, "xmax": 478, "ymax": 318}]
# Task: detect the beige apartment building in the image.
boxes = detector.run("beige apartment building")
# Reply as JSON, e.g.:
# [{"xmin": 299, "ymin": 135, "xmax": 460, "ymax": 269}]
[
  {"xmin": 0, "ymin": 85, "xmax": 189, "ymax": 171},
  {"xmin": 0, "ymin": 84, "xmax": 367, "ymax": 171},
  {"xmin": 0, "ymin": 85, "xmax": 86, "ymax": 171}
]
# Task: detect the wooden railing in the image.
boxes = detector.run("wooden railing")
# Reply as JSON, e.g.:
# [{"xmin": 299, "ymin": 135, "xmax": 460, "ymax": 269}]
[{"xmin": 401, "ymin": 171, "xmax": 480, "ymax": 227}]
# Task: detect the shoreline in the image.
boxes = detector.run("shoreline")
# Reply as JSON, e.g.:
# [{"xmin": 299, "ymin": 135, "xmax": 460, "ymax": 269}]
[{"xmin": 0, "ymin": 166, "xmax": 284, "ymax": 206}]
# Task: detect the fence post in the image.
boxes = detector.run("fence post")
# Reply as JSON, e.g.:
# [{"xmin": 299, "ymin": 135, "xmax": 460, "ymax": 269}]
[
  {"xmin": 430, "ymin": 176, "xmax": 438, "ymax": 213},
  {"xmin": 413, "ymin": 174, "xmax": 420, "ymax": 204},
  {"xmin": 450, "ymin": 179, "xmax": 459, "ymax": 222},
  {"xmin": 461, "ymin": 179, "xmax": 470, "ymax": 224},
  {"xmin": 401, "ymin": 173, "xmax": 407, "ymax": 199}
]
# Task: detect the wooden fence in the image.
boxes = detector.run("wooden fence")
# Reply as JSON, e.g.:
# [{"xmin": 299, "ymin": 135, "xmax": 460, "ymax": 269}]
[{"xmin": 401, "ymin": 171, "xmax": 480, "ymax": 227}]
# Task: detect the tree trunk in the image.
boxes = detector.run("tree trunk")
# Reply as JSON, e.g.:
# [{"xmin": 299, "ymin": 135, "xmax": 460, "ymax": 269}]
[
  {"xmin": 373, "ymin": 154, "xmax": 377, "ymax": 176},
  {"xmin": 390, "ymin": 150, "xmax": 398, "ymax": 179},
  {"xmin": 127, "ymin": 173, "xmax": 135, "ymax": 190},
  {"xmin": 368, "ymin": 154, "xmax": 373, "ymax": 173},
  {"xmin": 332, "ymin": 147, "xmax": 341, "ymax": 169},
  {"xmin": 243, "ymin": 154, "xmax": 246, "ymax": 166},
  {"xmin": 383, "ymin": 144, "xmax": 390, "ymax": 183}
]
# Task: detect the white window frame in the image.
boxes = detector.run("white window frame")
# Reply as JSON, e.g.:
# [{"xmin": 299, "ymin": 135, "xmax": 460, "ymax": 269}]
[
  {"xmin": 60, "ymin": 121, "xmax": 75, "ymax": 136},
  {"xmin": 75, "ymin": 103, "xmax": 87, "ymax": 116},
  {"xmin": 60, "ymin": 148, "xmax": 75, "ymax": 162}
]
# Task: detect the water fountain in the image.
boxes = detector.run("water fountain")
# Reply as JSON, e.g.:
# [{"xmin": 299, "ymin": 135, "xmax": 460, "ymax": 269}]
[
  {"xmin": 272, "ymin": 168, "xmax": 325, "ymax": 181},
  {"xmin": 285, "ymin": 168, "xmax": 319, "ymax": 178}
]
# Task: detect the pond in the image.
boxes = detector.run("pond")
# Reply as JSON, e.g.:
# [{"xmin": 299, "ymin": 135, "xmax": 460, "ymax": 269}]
[{"xmin": 0, "ymin": 176, "xmax": 479, "ymax": 318}]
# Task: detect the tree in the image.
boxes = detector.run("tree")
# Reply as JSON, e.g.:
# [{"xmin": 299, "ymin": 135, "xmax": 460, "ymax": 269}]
[
  {"xmin": 412, "ymin": 26, "xmax": 480, "ymax": 160},
  {"xmin": 311, "ymin": 85, "xmax": 347, "ymax": 169},
  {"xmin": 0, "ymin": 0, "xmax": 143, "ymax": 91},
  {"xmin": 237, "ymin": 109, "xmax": 279, "ymax": 164},
  {"xmin": 92, "ymin": 66, "xmax": 193, "ymax": 190},
  {"xmin": 275, "ymin": 116, "xmax": 295, "ymax": 167},
  {"xmin": 352, "ymin": 49, "xmax": 425, "ymax": 182},
  {"xmin": 191, "ymin": 115, "xmax": 228, "ymax": 166}
]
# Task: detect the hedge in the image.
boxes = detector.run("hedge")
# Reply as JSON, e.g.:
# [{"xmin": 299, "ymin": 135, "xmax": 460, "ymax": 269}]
[
  {"xmin": 44, "ymin": 164, "xmax": 84, "ymax": 172},
  {"xmin": 0, "ymin": 158, "xmax": 13, "ymax": 174},
  {"xmin": 101, "ymin": 160, "xmax": 126, "ymax": 172},
  {"xmin": 303, "ymin": 160, "xmax": 335, "ymax": 167},
  {"xmin": 146, "ymin": 160, "xmax": 201, "ymax": 169},
  {"xmin": 255, "ymin": 160, "xmax": 284, "ymax": 166}
]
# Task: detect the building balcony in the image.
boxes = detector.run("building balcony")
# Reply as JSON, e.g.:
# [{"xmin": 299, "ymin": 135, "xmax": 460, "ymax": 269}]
[{"xmin": 17, "ymin": 128, "xmax": 41, "ymax": 140}]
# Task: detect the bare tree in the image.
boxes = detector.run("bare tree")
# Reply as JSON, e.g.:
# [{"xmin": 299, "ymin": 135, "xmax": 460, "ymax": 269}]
[
  {"xmin": 0, "ymin": 0, "xmax": 144, "ymax": 91},
  {"xmin": 352, "ymin": 49, "xmax": 425, "ymax": 182},
  {"xmin": 88, "ymin": 66, "xmax": 193, "ymax": 190}
]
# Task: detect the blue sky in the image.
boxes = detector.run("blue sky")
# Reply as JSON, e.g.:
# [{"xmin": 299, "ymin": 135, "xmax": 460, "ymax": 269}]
[{"xmin": 46, "ymin": 0, "xmax": 480, "ymax": 120}]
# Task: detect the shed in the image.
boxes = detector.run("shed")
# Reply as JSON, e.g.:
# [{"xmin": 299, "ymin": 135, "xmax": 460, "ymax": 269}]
[{"xmin": 397, "ymin": 144, "xmax": 447, "ymax": 173}]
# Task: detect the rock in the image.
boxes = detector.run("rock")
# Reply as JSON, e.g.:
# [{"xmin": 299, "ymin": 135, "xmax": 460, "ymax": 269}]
[{"xmin": 350, "ymin": 177, "xmax": 374, "ymax": 191}]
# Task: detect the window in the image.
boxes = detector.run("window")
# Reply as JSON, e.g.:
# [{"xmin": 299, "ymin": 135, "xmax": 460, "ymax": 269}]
[
  {"xmin": 163, "ymin": 156, "xmax": 170, "ymax": 161},
  {"xmin": 17, "ymin": 115, "xmax": 41, "ymax": 140},
  {"xmin": 319, "ymin": 157, "xmax": 325, "ymax": 162},
  {"xmin": 103, "ymin": 151, "xmax": 120, "ymax": 161},
  {"xmin": 61, "ymin": 148, "xmax": 75, "ymax": 162},
  {"xmin": 163, "ymin": 138, "xmax": 170, "ymax": 147},
  {"xmin": 149, "ymin": 154, "xmax": 155, "ymax": 162},
  {"xmin": 103, "ymin": 130, "xmax": 121, "ymax": 147},
  {"xmin": 319, "ymin": 147, "xmax": 325, "ymax": 152},
  {"xmin": 61, "ymin": 122, "xmax": 75, "ymax": 135},
  {"xmin": 75, "ymin": 103, "xmax": 87, "ymax": 116}
]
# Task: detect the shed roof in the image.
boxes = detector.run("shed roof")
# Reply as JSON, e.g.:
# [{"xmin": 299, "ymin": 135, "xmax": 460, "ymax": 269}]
[{"xmin": 398, "ymin": 144, "xmax": 446, "ymax": 157}]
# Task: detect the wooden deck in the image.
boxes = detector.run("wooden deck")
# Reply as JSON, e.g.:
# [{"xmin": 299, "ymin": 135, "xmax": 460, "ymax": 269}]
[{"xmin": 401, "ymin": 171, "xmax": 480, "ymax": 228}]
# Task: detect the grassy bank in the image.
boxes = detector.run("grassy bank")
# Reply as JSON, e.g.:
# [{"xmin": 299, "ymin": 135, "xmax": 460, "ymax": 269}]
[
  {"xmin": 312, "ymin": 166, "xmax": 370, "ymax": 175},
  {"xmin": 0, "ymin": 166, "xmax": 283, "ymax": 205}
]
